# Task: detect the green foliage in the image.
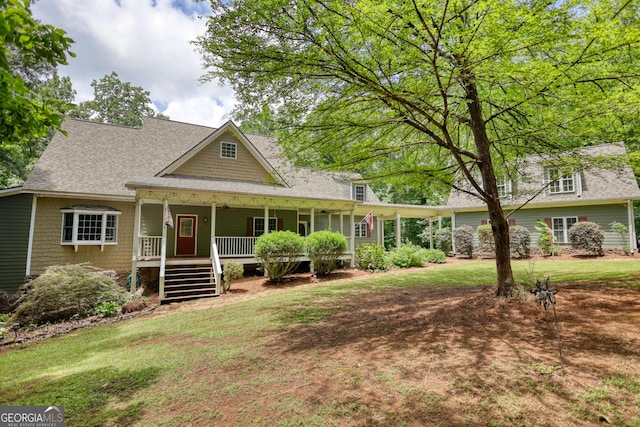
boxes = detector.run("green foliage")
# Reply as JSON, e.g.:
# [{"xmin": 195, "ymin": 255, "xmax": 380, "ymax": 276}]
[
  {"xmin": 388, "ymin": 243, "xmax": 425, "ymax": 268},
  {"xmin": 94, "ymin": 301, "xmax": 120, "ymax": 318},
  {"xmin": 610, "ymin": 221, "xmax": 631, "ymax": 255},
  {"xmin": 0, "ymin": 0, "xmax": 74, "ymax": 148},
  {"xmin": 476, "ymin": 224, "xmax": 495, "ymax": 255},
  {"xmin": 433, "ymin": 227, "xmax": 452, "ymax": 254},
  {"xmin": 70, "ymin": 72, "xmax": 157, "ymax": 127},
  {"xmin": 509, "ymin": 225, "xmax": 531, "ymax": 259},
  {"xmin": 423, "ymin": 249, "xmax": 446, "ymax": 264},
  {"xmin": 223, "ymin": 261, "xmax": 244, "ymax": 291},
  {"xmin": 254, "ymin": 231, "xmax": 305, "ymax": 282},
  {"xmin": 354, "ymin": 243, "xmax": 388, "ymax": 272},
  {"xmin": 569, "ymin": 221, "xmax": 605, "ymax": 256},
  {"xmin": 11, "ymin": 264, "xmax": 128, "ymax": 325},
  {"xmin": 453, "ymin": 225, "xmax": 474, "ymax": 258},
  {"xmin": 305, "ymin": 230, "xmax": 347, "ymax": 276},
  {"xmin": 535, "ymin": 220, "xmax": 560, "ymax": 257}
]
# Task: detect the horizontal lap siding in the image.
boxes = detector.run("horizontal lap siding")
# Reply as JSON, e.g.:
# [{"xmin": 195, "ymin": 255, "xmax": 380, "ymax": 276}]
[
  {"xmin": 30, "ymin": 197, "xmax": 135, "ymax": 275},
  {"xmin": 0, "ymin": 193, "xmax": 32, "ymax": 293},
  {"xmin": 455, "ymin": 204, "xmax": 631, "ymax": 248}
]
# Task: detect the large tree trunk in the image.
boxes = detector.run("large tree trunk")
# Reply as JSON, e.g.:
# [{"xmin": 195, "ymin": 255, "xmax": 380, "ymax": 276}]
[{"xmin": 463, "ymin": 75, "xmax": 516, "ymax": 297}]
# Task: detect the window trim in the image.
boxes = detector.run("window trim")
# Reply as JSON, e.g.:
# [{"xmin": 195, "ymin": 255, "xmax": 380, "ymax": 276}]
[
  {"xmin": 353, "ymin": 184, "xmax": 366, "ymax": 202},
  {"xmin": 220, "ymin": 141, "xmax": 237, "ymax": 159},
  {"xmin": 552, "ymin": 216, "xmax": 578, "ymax": 243},
  {"xmin": 60, "ymin": 207, "xmax": 121, "ymax": 251},
  {"xmin": 253, "ymin": 217, "xmax": 278, "ymax": 237}
]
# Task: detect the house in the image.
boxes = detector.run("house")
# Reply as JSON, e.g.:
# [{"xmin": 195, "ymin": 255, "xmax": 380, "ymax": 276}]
[
  {"xmin": 447, "ymin": 144, "xmax": 640, "ymax": 253},
  {"xmin": 0, "ymin": 117, "xmax": 449, "ymax": 301}
]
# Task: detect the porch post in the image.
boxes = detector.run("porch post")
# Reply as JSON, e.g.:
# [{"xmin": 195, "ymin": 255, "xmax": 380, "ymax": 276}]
[
  {"xmin": 159, "ymin": 199, "xmax": 169, "ymax": 299},
  {"xmin": 429, "ymin": 218, "xmax": 434, "ymax": 249},
  {"xmin": 377, "ymin": 217, "xmax": 382, "ymax": 245},
  {"xmin": 451, "ymin": 210, "xmax": 457, "ymax": 255},
  {"xmin": 395, "ymin": 213, "xmax": 401, "ymax": 248},
  {"xmin": 339, "ymin": 213, "xmax": 344, "ymax": 235},
  {"xmin": 210, "ymin": 203, "xmax": 216, "ymax": 243},
  {"xmin": 627, "ymin": 200, "xmax": 636, "ymax": 251},
  {"xmin": 380, "ymin": 217, "xmax": 385, "ymax": 248},
  {"xmin": 130, "ymin": 197, "xmax": 142, "ymax": 294},
  {"xmin": 349, "ymin": 210, "xmax": 355, "ymax": 267},
  {"xmin": 328, "ymin": 213, "xmax": 332, "ymax": 231},
  {"xmin": 264, "ymin": 206, "xmax": 269, "ymax": 235},
  {"xmin": 310, "ymin": 208, "xmax": 315, "ymax": 234}
]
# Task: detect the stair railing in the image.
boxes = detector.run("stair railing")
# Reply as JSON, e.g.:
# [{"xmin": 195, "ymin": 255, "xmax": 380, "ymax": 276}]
[{"xmin": 211, "ymin": 239, "xmax": 222, "ymax": 295}]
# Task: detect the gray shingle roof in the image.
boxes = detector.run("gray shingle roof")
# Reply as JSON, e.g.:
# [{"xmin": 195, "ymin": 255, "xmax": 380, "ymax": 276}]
[
  {"xmin": 23, "ymin": 117, "xmax": 381, "ymax": 203},
  {"xmin": 446, "ymin": 143, "xmax": 640, "ymax": 209}
]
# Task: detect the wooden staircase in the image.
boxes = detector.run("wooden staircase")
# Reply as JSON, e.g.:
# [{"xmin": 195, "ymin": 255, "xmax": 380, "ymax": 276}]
[{"xmin": 162, "ymin": 263, "xmax": 217, "ymax": 303}]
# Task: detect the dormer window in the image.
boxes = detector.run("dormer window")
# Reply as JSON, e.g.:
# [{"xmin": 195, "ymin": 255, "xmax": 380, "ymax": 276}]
[
  {"xmin": 220, "ymin": 141, "xmax": 237, "ymax": 159},
  {"xmin": 496, "ymin": 177, "xmax": 512, "ymax": 199},
  {"xmin": 354, "ymin": 184, "xmax": 366, "ymax": 201},
  {"xmin": 544, "ymin": 166, "xmax": 575, "ymax": 194}
]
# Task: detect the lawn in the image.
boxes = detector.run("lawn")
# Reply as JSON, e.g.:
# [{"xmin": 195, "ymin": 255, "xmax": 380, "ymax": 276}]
[{"xmin": 1, "ymin": 258, "xmax": 639, "ymax": 426}]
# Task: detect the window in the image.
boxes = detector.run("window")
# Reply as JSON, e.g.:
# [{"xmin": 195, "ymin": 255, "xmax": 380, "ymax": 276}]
[
  {"xmin": 220, "ymin": 141, "xmax": 237, "ymax": 159},
  {"xmin": 496, "ymin": 177, "xmax": 512, "ymax": 199},
  {"xmin": 253, "ymin": 217, "xmax": 278, "ymax": 237},
  {"xmin": 354, "ymin": 184, "xmax": 366, "ymax": 201},
  {"xmin": 61, "ymin": 206, "xmax": 120, "ymax": 249},
  {"xmin": 552, "ymin": 217, "xmax": 578, "ymax": 243},
  {"xmin": 354, "ymin": 222, "xmax": 367, "ymax": 238},
  {"xmin": 545, "ymin": 167, "xmax": 575, "ymax": 194}
]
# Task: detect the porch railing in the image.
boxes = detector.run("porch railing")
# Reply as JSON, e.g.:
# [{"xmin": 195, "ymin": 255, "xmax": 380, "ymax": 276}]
[
  {"xmin": 139, "ymin": 235, "xmax": 162, "ymax": 258},
  {"xmin": 215, "ymin": 236, "xmax": 259, "ymax": 257}
]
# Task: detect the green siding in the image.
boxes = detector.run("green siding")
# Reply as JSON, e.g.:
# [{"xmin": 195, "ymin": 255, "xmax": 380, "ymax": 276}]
[
  {"xmin": 455, "ymin": 204, "xmax": 631, "ymax": 248},
  {"xmin": 0, "ymin": 193, "xmax": 32, "ymax": 294}
]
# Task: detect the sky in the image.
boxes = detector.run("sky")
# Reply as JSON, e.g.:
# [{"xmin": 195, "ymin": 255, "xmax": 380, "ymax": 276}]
[{"xmin": 31, "ymin": 0, "xmax": 236, "ymax": 128}]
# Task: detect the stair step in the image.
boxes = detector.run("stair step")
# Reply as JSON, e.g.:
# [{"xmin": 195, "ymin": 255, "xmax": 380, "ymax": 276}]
[
  {"xmin": 165, "ymin": 283, "xmax": 216, "ymax": 291},
  {"xmin": 162, "ymin": 293, "xmax": 218, "ymax": 303},
  {"xmin": 165, "ymin": 287, "xmax": 216, "ymax": 296}
]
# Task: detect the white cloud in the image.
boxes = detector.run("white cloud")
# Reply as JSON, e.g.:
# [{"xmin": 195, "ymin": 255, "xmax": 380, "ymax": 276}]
[{"xmin": 31, "ymin": 0, "xmax": 235, "ymax": 128}]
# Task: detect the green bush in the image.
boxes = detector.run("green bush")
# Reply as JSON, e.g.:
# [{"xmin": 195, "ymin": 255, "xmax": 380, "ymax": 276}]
[
  {"xmin": 305, "ymin": 230, "xmax": 348, "ymax": 276},
  {"xmin": 534, "ymin": 220, "xmax": 560, "ymax": 256},
  {"xmin": 254, "ymin": 231, "xmax": 305, "ymax": 282},
  {"xmin": 388, "ymin": 243, "xmax": 425, "ymax": 268},
  {"xmin": 610, "ymin": 221, "xmax": 631, "ymax": 255},
  {"xmin": 569, "ymin": 221, "xmax": 605, "ymax": 256},
  {"xmin": 12, "ymin": 264, "xmax": 129, "ymax": 326},
  {"xmin": 424, "ymin": 249, "xmax": 446, "ymax": 264},
  {"xmin": 509, "ymin": 225, "xmax": 531, "ymax": 258},
  {"xmin": 476, "ymin": 224, "xmax": 495, "ymax": 255},
  {"xmin": 94, "ymin": 301, "xmax": 120, "ymax": 318},
  {"xmin": 453, "ymin": 225, "xmax": 474, "ymax": 258},
  {"xmin": 355, "ymin": 243, "xmax": 389, "ymax": 272},
  {"xmin": 434, "ymin": 227, "xmax": 452, "ymax": 254},
  {"xmin": 223, "ymin": 261, "xmax": 244, "ymax": 291}
]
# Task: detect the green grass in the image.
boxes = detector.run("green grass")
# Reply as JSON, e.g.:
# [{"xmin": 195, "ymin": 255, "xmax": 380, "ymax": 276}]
[{"xmin": 1, "ymin": 258, "xmax": 639, "ymax": 426}]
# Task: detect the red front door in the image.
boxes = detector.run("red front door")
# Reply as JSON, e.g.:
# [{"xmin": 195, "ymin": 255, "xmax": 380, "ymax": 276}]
[{"xmin": 176, "ymin": 214, "xmax": 197, "ymax": 256}]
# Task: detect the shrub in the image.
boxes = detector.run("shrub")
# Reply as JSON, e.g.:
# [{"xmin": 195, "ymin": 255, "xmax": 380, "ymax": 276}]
[
  {"xmin": 305, "ymin": 230, "xmax": 348, "ymax": 276},
  {"xmin": 94, "ymin": 301, "xmax": 120, "ymax": 318},
  {"xmin": 433, "ymin": 227, "xmax": 452, "ymax": 254},
  {"xmin": 509, "ymin": 225, "xmax": 531, "ymax": 258},
  {"xmin": 453, "ymin": 225, "xmax": 474, "ymax": 258},
  {"xmin": 424, "ymin": 249, "xmax": 446, "ymax": 264},
  {"xmin": 476, "ymin": 224, "xmax": 495, "ymax": 255},
  {"xmin": 534, "ymin": 220, "xmax": 560, "ymax": 256},
  {"xmin": 355, "ymin": 243, "xmax": 389, "ymax": 272},
  {"xmin": 254, "ymin": 231, "xmax": 305, "ymax": 282},
  {"xmin": 12, "ymin": 264, "xmax": 129, "ymax": 326},
  {"xmin": 569, "ymin": 221, "xmax": 604, "ymax": 256},
  {"xmin": 610, "ymin": 221, "xmax": 631, "ymax": 255},
  {"xmin": 388, "ymin": 243, "xmax": 425, "ymax": 268},
  {"xmin": 0, "ymin": 290, "xmax": 17, "ymax": 314},
  {"xmin": 223, "ymin": 261, "xmax": 244, "ymax": 291}
]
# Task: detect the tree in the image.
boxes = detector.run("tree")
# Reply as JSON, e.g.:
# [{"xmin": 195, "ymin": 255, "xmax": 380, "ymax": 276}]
[
  {"xmin": 71, "ymin": 72, "xmax": 157, "ymax": 127},
  {"xmin": 196, "ymin": 0, "xmax": 640, "ymax": 297},
  {"xmin": 0, "ymin": 0, "xmax": 74, "ymax": 147}
]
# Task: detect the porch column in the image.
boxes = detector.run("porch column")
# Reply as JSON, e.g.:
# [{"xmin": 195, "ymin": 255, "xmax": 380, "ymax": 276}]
[
  {"xmin": 380, "ymin": 217, "xmax": 385, "ymax": 248},
  {"xmin": 438, "ymin": 215, "xmax": 442, "ymax": 229},
  {"xmin": 451, "ymin": 210, "xmax": 457, "ymax": 254},
  {"xmin": 429, "ymin": 218, "xmax": 434, "ymax": 249},
  {"xmin": 210, "ymin": 202, "xmax": 216, "ymax": 249},
  {"xmin": 264, "ymin": 206, "xmax": 269, "ymax": 235},
  {"xmin": 310, "ymin": 208, "xmax": 315, "ymax": 234},
  {"xmin": 349, "ymin": 210, "xmax": 355, "ymax": 266},
  {"xmin": 130, "ymin": 197, "xmax": 142, "ymax": 294},
  {"xmin": 627, "ymin": 200, "xmax": 636, "ymax": 251},
  {"xmin": 328, "ymin": 213, "xmax": 332, "ymax": 231},
  {"xmin": 159, "ymin": 199, "xmax": 169, "ymax": 299},
  {"xmin": 395, "ymin": 213, "xmax": 401, "ymax": 248},
  {"xmin": 339, "ymin": 213, "xmax": 344, "ymax": 235}
]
